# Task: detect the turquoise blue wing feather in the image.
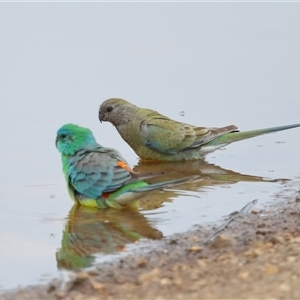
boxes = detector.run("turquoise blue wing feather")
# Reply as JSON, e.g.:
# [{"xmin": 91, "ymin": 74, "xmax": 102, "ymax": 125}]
[{"xmin": 67, "ymin": 148, "xmax": 131, "ymax": 199}]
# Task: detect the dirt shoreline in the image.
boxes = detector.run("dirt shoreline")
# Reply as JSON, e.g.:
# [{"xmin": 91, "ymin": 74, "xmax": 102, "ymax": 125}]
[{"xmin": 2, "ymin": 182, "xmax": 300, "ymax": 300}]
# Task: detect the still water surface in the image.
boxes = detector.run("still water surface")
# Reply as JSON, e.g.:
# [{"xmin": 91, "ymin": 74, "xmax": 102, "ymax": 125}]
[
  {"xmin": 0, "ymin": 130, "xmax": 299, "ymax": 290},
  {"xmin": 1, "ymin": 3, "xmax": 300, "ymax": 292}
]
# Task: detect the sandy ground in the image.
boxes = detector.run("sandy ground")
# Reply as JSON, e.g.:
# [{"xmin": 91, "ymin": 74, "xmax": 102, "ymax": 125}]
[{"xmin": 2, "ymin": 181, "xmax": 300, "ymax": 300}]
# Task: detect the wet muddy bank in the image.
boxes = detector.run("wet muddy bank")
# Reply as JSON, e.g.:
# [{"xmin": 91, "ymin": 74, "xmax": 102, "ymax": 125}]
[{"xmin": 2, "ymin": 181, "xmax": 300, "ymax": 300}]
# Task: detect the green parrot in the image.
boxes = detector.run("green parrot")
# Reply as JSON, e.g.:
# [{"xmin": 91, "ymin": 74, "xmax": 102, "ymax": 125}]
[
  {"xmin": 55, "ymin": 123, "xmax": 192, "ymax": 209},
  {"xmin": 98, "ymin": 98, "xmax": 300, "ymax": 161}
]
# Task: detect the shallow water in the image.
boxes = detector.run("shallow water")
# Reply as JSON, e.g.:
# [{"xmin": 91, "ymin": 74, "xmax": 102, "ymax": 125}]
[{"xmin": 1, "ymin": 3, "xmax": 300, "ymax": 291}]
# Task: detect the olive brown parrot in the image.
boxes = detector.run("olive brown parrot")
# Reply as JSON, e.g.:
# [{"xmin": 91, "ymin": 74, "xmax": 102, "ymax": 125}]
[{"xmin": 99, "ymin": 98, "xmax": 300, "ymax": 161}]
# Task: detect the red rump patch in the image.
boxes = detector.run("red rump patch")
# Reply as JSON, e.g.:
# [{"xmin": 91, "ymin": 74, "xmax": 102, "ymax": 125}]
[{"xmin": 102, "ymin": 192, "xmax": 110, "ymax": 198}]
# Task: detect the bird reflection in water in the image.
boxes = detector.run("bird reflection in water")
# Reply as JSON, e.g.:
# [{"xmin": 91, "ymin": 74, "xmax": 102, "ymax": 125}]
[
  {"xmin": 56, "ymin": 205, "xmax": 162, "ymax": 270},
  {"xmin": 133, "ymin": 159, "xmax": 284, "ymax": 210},
  {"xmin": 57, "ymin": 160, "xmax": 284, "ymax": 269}
]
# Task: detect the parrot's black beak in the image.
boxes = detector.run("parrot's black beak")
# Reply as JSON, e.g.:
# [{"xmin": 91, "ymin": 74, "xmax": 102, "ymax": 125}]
[
  {"xmin": 99, "ymin": 111, "xmax": 105, "ymax": 123},
  {"xmin": 55, "ymin": 136, "xmax": 58, "ymax": 147}
]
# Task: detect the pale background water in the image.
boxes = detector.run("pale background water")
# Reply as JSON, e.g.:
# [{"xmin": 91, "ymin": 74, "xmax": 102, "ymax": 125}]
[{"xmin": 0, "ymin": 3, "xmax": 300, "ymax": 291}]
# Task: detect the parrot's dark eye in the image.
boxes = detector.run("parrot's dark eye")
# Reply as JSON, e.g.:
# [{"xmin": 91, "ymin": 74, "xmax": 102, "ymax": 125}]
[
  {"xmin": 61, "ymin": 133, "xmax": 67, "ymax": 139},
  {"xmin": 106, "ymin": 106, "xmax": 113, "ymax": 112}
]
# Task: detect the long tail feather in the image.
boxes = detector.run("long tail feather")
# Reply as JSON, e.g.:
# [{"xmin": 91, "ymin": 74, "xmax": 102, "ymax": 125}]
[
  {"xmin": 129, "ymin": 176, "xmax": 200, "ymax": 193},
  {"xmin": 207, "ymin": 123, "xmax": 300, "ymax": 146},
  {"xmin": 105, "ymin": 176, "xmax": 200, "ymax": 208}
]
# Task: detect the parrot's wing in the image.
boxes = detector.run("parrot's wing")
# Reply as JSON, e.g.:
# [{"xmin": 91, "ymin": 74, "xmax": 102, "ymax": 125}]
[
  {"xmin": 188, "ymin": 125, "xmax": 239, "ymax": 148},
  {"xmin": 68, "ymin": 148, "xmax": 132, "ymax": 199},
  {"xmin": 140, "ymin": 114, "xmax": 238, "ymax": 154}
]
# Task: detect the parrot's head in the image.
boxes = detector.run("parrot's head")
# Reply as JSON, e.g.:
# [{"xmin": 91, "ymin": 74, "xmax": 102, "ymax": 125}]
[
  {"xmin": 99, "ymin": 98, "xmax": 137, "ymax": 126},
  {"xmin": 56, "ymin": 124, "xmax": 97, "ymax": 156}
]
